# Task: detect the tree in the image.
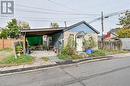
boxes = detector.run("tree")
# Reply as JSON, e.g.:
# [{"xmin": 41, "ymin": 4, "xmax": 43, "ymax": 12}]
[
  {"xmin": 0, "ymin": 28, "xmax": 9, "ymax": 39},
  {"xmin": 18, "ymin": 21, "xmax": 30, "ymax": 29},
  {"xmin": 6, "ymin": 19, "xmax": 20, "ymax": 38},
  {"xmin": 119, "ymin": 11, "xmax": 130, "ymax": 29},
  {"xmin": 117, "ymin": 11, "xmax": 130, "ymax": 38},
  {"xmin": 117, "ymin": 29, "xmax": 130, "ymax": 38},
  {"xmin": 50, "ymin": 22, "xmax": 59, "ymax": 29}
]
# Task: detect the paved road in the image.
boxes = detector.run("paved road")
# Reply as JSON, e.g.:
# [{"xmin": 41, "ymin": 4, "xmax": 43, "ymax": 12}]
[{"xmin": 1, "ymin": 56, "xmax": 130, "ymax": 86}]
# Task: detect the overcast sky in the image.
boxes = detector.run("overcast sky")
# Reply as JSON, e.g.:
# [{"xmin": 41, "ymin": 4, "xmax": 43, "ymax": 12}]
[{"xmin": 0, "ymin": 0, "xmax": 130, "ymax": 34}]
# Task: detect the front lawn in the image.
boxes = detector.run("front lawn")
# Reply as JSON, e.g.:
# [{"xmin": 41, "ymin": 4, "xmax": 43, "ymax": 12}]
[{"xmin": 0, "ymin": 55, "xmax": 34, "ymax": 67}]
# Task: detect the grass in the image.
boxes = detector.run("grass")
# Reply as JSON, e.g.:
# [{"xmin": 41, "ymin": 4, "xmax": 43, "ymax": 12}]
[
  {"xmin": 88, "ymin": 50, "xmax": 106, "ymax": 57},
  {"xmin": 88, "ymin": 49, "xmax": 128, "ymax": 58},
  {"xmin": 58, "ymin": 54, "xmax": 71, "ymax": 60},
  {"xmin": 0, "ymin": 48, "xmax": 13, "ymax": 52},
  {"xmin": 104, "ymin": 50, "xmax": 128, "ymax": 55},
  {"xmin": 58, "ymin": 53, "xmax": 84, "ymax": 60},
  {"xmin": 0, "ymin": 55, "xmax": 34, "ymax": 67}
]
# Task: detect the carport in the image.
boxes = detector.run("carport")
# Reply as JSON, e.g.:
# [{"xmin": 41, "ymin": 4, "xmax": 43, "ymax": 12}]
[{"xmin": 21, "ymin": 28, "xmax": 64, "ymax": 54}]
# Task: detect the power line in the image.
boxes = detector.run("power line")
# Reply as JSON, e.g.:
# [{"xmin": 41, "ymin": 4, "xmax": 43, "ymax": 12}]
[
  {"xmin": 47, "ymin": 0, "xmax": 95, "ymax": 14},
  {"xmin": 15, "ymin": 8, "xmax": 99, "ymax": 16},
  {"xmin": 0, "ymin": 17, "xmax": 86, "ymax": 21},
  {"xmin": 89, "ymin": 10, "xmax": 130, "ymax": 23},
  {"xmin": 0, "ymin": 16, "xmax": 89, "ymax": 20},
  {"xmin": 15, "ymin": 4, "xmax": 99, "ymax": 16},
  {"xmin": 0, "ymin": 17, "xmax": 84, "ymax": 22},
  {"xmin": 16, "ymin": 4, "xmax": 73, "ymax": 13},
  {"xmin": 0, "ymin": 16, "xmax": 88, "ymax": 22},
  {"xmin": 47, "ymin": 0, "xmax": 76, "ymax": 11}
]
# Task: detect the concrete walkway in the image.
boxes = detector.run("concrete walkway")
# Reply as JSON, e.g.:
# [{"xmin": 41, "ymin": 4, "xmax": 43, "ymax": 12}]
[
  {"xmin": 30, "ymin": 50, "xmax": 58, "ymax": 58},
  {"xmin": 30, "ymin": 50, "xmax": 62, "ymax": 62}
]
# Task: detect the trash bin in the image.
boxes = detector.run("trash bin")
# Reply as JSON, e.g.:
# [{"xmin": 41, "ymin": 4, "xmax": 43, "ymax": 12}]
[{"xmin": 86, "ymin": 49, "xmax": 94, "ymax": 54}]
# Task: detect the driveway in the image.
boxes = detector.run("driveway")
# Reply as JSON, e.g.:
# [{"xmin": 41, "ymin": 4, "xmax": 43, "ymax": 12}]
[{"xmin": 0, "ymin": 55, "xmax": 130, "ymax": 86}]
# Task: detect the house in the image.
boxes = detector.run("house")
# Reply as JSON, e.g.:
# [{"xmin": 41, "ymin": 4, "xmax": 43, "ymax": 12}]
[
  {"xmin": 104, "ymin": 28, "xmax": 119, "ymax": 41},
  {"xmin": 103, "ymin": 28, "xmax": 122, "ymax": 50},
  {"xmin": 21, "ymin": 21, "xmax": 99, "ymax": 54}
]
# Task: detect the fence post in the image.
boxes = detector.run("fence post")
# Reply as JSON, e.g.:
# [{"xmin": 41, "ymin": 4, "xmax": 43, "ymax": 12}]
[{"xmin": 2, "ymin": 37, "xmax": 4, "ymax": 49}]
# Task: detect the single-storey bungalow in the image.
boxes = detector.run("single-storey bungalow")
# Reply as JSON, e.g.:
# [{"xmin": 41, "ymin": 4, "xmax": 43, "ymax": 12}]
[{"xmin": 21, "ymin": 21, "xmax": 99, "ymax": 54}]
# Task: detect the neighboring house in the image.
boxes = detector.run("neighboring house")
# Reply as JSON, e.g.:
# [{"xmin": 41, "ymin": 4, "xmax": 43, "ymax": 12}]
[
  {"xmin": 104, "ymin": 28, "xmax": 119, "ymax": 40},
  {"xmin": 21, "ymin": 21, "xmax": 99, "ymax": 53}
]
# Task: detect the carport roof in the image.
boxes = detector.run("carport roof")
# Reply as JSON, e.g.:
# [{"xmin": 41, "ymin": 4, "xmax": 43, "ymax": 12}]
[{"xmin": 21, "ymin": 27, "xmax": 64, "ymax": 36}]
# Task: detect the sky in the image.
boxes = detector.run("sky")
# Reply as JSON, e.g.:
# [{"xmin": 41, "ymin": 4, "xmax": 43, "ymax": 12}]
[{"xmin": 0, "ymin": 0, "xmax": 130, "ymax": 34}]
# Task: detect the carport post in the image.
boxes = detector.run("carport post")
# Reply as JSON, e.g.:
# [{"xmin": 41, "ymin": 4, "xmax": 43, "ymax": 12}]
[{"xmin": 23, "ymin": 32, "xmax": 26, "ymax": 55}]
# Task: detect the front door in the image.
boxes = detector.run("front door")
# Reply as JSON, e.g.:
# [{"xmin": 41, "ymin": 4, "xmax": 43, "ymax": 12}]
[{"xmin": 76, "ymin": 37, "xmax": 83, "ymax": 51}]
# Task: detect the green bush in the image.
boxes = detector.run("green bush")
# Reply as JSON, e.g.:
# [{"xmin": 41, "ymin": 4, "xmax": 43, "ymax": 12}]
[
  {"xmin": 83, "ymin": 36, "xmax": 96, "ymax": 50},
  {"xmin": 59, "ymin": 34, "xmax": 84, "ymax": 60},
  {"xmin": 16, "ymin": 45, "xmax": 23, "ymax": 53},
  {"xmin": 88, "ymin": 50, "xmax": 106, "ymax": 57}
]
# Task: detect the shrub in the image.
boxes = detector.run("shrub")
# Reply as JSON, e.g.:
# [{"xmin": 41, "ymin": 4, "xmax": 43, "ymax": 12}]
[
  {"xmin": 16, "ymin": 45, "xmax": 23, "ymax": 52},
  {"xmin": 83, "ymin": 36, "xmax": 96, "ymax": 50},
  {"xmin": 59, "ymin": 34, "xmax": 85, "ymax": 60}
]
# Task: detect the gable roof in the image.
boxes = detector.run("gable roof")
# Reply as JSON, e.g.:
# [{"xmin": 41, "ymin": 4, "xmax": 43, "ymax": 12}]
[
  {"xmin": 64, "ymin": 21, "xmax": 100, "ymax": 34},
  {"xmin": 108, "ymin": 28, "xmax": 120, "ymax": 37}
]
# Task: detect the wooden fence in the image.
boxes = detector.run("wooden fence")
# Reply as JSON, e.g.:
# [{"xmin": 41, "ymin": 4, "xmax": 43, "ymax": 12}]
[
  {"xmin": 0, "ymin": 39, "xmax": 22, "ymax": 49},
  {"xmin": 98, "ymin": 40, "xmax": 122, "ymax": 50}
]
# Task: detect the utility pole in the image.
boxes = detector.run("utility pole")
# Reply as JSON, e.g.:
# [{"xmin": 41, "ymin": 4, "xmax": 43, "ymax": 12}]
[
  {"xmin": 64, "ymin": 21, "xmax": 67, "ymax": 28},
  {"xmin": 101, "ymin": 11, "xmax": 104, "ymax": 49}
]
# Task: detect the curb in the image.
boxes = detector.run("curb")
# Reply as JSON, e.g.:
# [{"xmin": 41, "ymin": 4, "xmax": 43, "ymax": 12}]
[{"xmin": 0, "ymin": 56, "xmax": 112, "ymax": 74}]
